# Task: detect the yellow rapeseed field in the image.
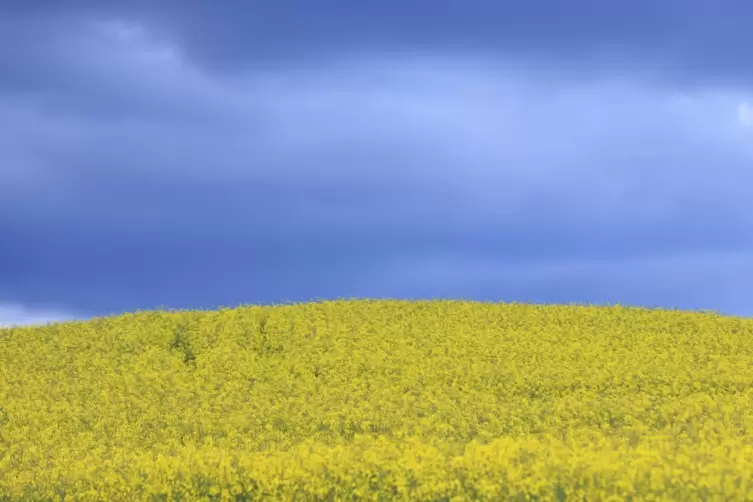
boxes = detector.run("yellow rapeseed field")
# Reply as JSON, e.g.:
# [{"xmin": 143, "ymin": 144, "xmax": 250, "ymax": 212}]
[{"xmin": 2, "ymin": 298, "xmax": 753, "ymax": 501}]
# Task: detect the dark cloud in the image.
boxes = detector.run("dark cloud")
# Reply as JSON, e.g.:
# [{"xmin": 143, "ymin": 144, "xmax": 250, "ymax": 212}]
[
  {"xmin": 4, "ymin": 0, "xmax": 753, "ymax": 87},
  {"xmin": 1, "ymin": 4, "xmax": 753, "ymax": 323}
]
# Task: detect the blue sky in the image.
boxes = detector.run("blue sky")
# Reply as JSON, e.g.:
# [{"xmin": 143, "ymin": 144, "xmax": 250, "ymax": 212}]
[{"xmin": 2, "ymin": 1, "xmax": 753, "ymax": 327}]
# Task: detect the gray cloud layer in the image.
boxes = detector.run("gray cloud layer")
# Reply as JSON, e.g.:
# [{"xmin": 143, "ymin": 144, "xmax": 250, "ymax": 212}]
[
  {"xmin": 5, "ymin": 0, "xmax": 753, "ymax": 87},
  {"xmin": 1, "ymin": 8, "xmax": 752, "ymax": 320}
]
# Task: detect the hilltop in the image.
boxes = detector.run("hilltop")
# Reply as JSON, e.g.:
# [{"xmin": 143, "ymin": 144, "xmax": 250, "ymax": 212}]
[{"xmin": 2, "ymin": 299, "xmax": 753, "ymax": 500}]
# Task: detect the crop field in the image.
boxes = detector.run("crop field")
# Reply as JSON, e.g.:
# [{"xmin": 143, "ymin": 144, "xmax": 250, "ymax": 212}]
[{"xmin": 2, "ymin": 299, "xmax": 753, "ymax": 500}]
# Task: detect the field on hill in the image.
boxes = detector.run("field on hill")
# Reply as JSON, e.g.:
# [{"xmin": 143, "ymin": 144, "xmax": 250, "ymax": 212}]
[{"xmin": 2, "ymin": 299, "xmax": 753, "ymax": 500}]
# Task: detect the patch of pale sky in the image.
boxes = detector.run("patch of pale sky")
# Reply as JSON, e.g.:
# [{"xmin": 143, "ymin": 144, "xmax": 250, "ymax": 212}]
[
  {"xmin": 0, "ymin": 303, "xmax": 80, "ymax": 328},
  {"xmin": 739, "ymin": 100, "xmax": 753, "ymax": 128}
]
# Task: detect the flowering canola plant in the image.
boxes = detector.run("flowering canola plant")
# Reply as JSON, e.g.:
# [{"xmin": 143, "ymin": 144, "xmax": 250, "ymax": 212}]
[{"xmin": 1, "ymin": 299, "xmax": 753, "ymax": 500}]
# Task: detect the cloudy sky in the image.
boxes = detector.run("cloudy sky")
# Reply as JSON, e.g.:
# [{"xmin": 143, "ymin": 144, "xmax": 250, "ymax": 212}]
[{"xmin": 2, "ymin": 1, "xmax": 753, "ymax": 327}]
